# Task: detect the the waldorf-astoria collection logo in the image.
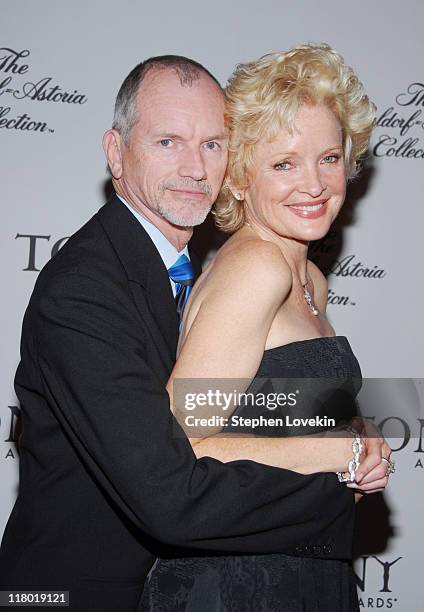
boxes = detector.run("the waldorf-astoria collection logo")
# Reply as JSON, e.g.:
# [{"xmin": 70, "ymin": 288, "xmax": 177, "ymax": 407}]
[
  {"xmin": 373, "ymin": 82, "xmax": 424, "ymax": 160},
  {"xmin": 327, "ymin": 253, "xmax": 386, "ymax": 308},
  {"xmin": 309, "ymin": 230, "xmax": 387, "ymax": 308},
  {"xmin": 0, "ymin": 46, "xmax": 87, "ymax": 134}
]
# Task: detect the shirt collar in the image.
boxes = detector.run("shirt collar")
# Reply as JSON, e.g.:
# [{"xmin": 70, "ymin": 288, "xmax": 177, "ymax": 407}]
[{"xmin": 117, "ymin": 194, "xmax": 189, "ymax": 271}]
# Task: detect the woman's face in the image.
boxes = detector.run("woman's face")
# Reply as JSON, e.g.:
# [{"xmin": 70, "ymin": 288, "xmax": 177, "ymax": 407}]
[{"xmin": 243, "ymin": 104, "xmax": 347, "ymax": 242}]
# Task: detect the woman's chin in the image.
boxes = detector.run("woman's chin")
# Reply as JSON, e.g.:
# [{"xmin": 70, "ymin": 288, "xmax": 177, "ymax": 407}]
[
  {"xmin": 302, "ymin": 225, "xmax": 333, "ymax": 242},
  {"xmin": 276, "ymin": 222, "xmax": 333, "ymax": 243}
]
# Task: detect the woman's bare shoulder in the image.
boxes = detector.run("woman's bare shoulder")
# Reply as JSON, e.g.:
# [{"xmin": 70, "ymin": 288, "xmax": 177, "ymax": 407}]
[{"xmin": 210, "ymin": 236, "xmax": 293, "ymax": 298}]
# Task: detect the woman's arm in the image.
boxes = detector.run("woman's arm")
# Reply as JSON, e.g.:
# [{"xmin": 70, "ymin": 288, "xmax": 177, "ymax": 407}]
[
  {"xmin": 186, "ymin": 431, "xmax": 354, "ymax": 475},
  {"xmin": 168, "ymin": 240, "xmax": 354, "ymax": 475}
]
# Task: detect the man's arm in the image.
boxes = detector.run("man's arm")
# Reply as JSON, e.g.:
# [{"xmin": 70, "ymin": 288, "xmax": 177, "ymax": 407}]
[{"xmin": 35, "ymin": 268, "xmax": 354, "ymax": 555}]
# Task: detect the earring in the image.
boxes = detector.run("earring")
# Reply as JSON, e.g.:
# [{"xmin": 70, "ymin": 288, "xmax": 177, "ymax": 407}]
[{"xmin": 235, "ymin": 192, "xmax": 242, "ymax": 200}]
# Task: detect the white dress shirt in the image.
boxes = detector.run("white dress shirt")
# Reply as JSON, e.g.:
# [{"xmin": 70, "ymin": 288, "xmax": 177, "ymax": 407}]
[{"xmin": 117, "ymin": 194, "xmax": 189, "ymax": 296}]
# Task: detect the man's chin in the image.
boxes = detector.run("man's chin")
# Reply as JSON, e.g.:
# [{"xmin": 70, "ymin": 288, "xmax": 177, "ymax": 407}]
[{"xmin": 162, "ymin": 207, "xmax": 211, "ymax": 228}]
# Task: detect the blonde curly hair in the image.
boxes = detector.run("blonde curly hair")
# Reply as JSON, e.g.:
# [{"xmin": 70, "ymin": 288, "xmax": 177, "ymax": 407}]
[{"xmin": 214, "ymin": 43, "xmax": 376, "ymax": 233}]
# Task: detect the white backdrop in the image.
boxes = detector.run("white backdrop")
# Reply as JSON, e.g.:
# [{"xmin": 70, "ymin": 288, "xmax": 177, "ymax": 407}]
[{"xmin": 1, "ymin": 1, "xmax": 423, "ymax": 609}]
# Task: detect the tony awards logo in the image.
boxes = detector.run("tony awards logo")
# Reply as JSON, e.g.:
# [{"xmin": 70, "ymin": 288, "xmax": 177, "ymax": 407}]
[
  {"xmin": 1, "ymin": 406, "xmax": 20, "ymax": 460},
  {"xmin": 15, "ymin": 233, "xmax": 69, "ymax": 271},
  {"xmin": 355, "ymin": 555, "xmax": 402, "ymax": 608}
]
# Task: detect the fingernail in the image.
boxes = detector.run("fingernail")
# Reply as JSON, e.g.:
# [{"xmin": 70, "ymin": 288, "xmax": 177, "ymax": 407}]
[{"xmin": 347, "ymin": 483, "xmax": 358, "ymax": 488}]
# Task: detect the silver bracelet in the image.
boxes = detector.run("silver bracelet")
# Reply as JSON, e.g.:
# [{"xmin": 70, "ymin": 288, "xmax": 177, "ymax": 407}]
[{"xmin": 336, "ymin": 426, "xmax": 364, "ymax": 483}]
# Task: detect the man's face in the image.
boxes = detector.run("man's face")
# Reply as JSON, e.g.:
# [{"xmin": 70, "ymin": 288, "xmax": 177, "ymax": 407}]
[{"xmin": 118, "ymin": 68, "xmax": 228, "ymax": 227}]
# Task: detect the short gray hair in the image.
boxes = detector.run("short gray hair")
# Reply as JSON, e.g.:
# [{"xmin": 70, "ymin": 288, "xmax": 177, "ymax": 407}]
[{"xmin": 112, "ymin": 55, "xmax": 222, "ymax": 143}]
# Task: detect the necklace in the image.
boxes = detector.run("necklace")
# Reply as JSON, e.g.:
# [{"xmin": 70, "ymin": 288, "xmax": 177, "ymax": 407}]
[{"xmin": 302, "ymin": 281, "xmax": 319, "ymax": 316}]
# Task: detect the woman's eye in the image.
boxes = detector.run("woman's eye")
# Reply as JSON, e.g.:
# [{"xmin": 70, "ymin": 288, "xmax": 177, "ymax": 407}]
[
  {"xmin": 159, "ymin": 139, "xmax": 172, "ymax": 147},
  {"xmin": 204, "ymin": 141, "xmax": 220, "ymax": 150},
  {"xmin": 322, "ymin": 154, "xmax": 340, "ymax": 163},
  {"xmin": 274, "ymin": 161, "xmax": 292, "ymax": 171}
]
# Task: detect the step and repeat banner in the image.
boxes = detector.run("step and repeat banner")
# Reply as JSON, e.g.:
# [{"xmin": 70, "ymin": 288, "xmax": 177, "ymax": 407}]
[{"xmin": 1, "ymin": 1, "xmax": 423, "ymax": 609}]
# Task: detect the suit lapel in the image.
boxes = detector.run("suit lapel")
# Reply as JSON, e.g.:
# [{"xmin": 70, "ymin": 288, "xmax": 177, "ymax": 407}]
[{"xmin": 96, "ymin": 194, "xmax": 179, "ymax": 370}]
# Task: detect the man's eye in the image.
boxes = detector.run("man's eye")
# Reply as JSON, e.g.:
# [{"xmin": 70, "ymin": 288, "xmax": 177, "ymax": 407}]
[
  {"xmin": 204, "ymin": 141, "xmax": 220, "ymax": 150},
  {"xmin": 274, "ymin": 161, "xmax": 292, "ymax": 171},
  {"xmin": 159, "ymin": 139, "xmax": 172, "ymax": 147}
]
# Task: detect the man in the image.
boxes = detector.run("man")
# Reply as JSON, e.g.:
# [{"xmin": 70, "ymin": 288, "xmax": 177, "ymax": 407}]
[{"xmin": 0, "ymin": 56, "xmax": 381, "ymax": 611}]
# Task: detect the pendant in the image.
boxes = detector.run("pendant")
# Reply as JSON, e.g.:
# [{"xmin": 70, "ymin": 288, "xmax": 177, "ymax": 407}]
[{"xmin": 303, "ymin": 285, "xmax": 319, "ymax": 316}]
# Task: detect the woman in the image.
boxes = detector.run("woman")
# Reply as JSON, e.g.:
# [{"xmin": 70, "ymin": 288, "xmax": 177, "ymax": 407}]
[{"xmin": 142, "ymin": 43, "xmax": 392, "ymax": 611}]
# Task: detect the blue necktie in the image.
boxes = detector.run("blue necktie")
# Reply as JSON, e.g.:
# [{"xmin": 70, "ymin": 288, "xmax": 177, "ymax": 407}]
[{"xmin": 167, "ymin": 254, "xmax": 195, "ymax": 324}]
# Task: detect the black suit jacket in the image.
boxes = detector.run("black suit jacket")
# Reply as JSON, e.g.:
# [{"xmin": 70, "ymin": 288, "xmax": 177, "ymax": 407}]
[{"xmin": 0, "ymin": 194, "xmax": 355, "ymax": 611}]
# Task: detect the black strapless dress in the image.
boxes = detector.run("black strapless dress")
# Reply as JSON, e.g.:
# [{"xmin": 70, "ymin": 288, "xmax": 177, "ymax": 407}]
[{"xmin": 140, "ymin": 337, "xmax": 361, "ymax": 611}]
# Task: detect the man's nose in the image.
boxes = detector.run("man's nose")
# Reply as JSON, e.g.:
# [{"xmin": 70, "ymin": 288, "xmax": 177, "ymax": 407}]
[
  {"xmin": 178, "ymin": 147, "xmax": 207, "ymax": 181},
  {"xmin": 298, "ymin": 165, "xmax": 326, "ymax": 198}
]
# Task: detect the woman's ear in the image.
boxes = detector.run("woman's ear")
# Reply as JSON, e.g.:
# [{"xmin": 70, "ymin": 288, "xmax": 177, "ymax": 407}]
[{"xmin": 224, "ymin": 177, "xmax": 244, "ymax": 201}]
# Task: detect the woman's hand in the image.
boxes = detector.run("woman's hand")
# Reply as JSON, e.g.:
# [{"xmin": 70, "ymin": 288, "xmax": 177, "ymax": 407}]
[{"xmin": 344, "ymin": 418, "xmax": 393, "ymax": 495}]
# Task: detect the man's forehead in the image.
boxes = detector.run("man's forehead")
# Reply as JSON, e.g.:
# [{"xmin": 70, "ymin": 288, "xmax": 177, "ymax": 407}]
[
  {"xmin": 132, "ymin": 69, "xmax": 225, "ymax": 135},
  {"xmin": 137, "ymin": 66, "xmax": 224, "ymax": 105}
]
